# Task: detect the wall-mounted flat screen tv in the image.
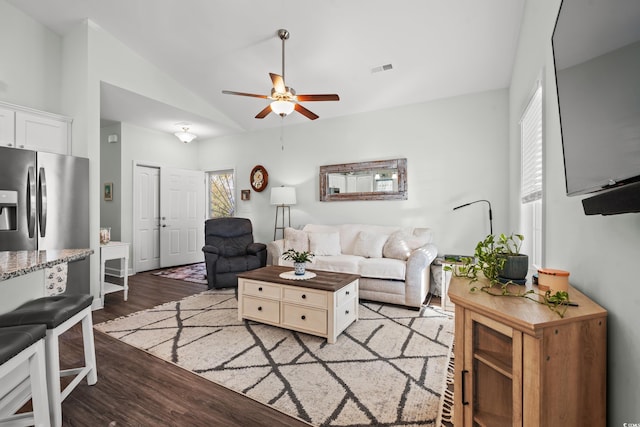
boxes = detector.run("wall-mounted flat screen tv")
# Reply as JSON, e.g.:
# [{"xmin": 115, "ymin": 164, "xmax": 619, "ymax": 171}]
[{"xmin": 552, "ymin": 0, "xmax": 640, "ymax": 205}]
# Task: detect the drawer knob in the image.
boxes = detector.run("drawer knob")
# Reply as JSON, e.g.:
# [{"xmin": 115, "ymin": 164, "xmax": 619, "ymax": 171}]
[
  {"xmin": 258, "ymin": 287, "xmax": 263, "ymax": 291},
  {"xmin": 346, "ymin": 291, "xmax": 350, "ymax": 295},
  {"xmin": 345, "ymin": 310, "xmax": 350, "ymax": 314},
  {"xmin": 258, "ymin": 306, "xmax": 262, "ymax": 311},
  {"xmin": 301, "ymin": 294, "xmax": 306, "ymax": 299},
  {"xmin": 301, "ymin": 315, "xmax": 306, "ymax": 320}
]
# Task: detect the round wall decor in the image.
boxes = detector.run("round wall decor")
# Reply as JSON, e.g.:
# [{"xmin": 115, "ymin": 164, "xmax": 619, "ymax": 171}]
[{"xmin": 250, "ymin": 165, "xmax": 268, "ymax": 192}]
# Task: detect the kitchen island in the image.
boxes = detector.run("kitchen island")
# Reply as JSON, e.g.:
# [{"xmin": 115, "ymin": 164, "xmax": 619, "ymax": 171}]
[{"xmin": 0, "ymin": 249, "xmax": 93, "ymax": 312}]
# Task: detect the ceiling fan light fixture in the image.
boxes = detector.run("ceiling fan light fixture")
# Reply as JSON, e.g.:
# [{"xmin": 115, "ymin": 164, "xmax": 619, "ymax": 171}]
[
  {"xmin": 174, "ymin": 127, "xmax": 197, "ymax": 143},
  {"xmin": 270, "ymin": 100, "xmax": 295, "ymax": 116}
]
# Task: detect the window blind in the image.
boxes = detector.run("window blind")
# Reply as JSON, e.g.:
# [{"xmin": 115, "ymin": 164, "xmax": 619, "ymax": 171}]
[{"xmin": 520, "ymin": 85, "xmax": 543, "ymax": 203}]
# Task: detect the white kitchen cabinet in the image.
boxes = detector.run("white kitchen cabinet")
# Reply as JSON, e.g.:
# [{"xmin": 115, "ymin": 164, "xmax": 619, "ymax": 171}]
[
  {"xmin": 0, "ymin": 106, "xmax": 15, "ymax": 148},
  {"xmin": 15, "ymin": 111, "xmax": 70, "ymax": 154},
  {"xmin": 0, "ymin": 101, "xmax": 72, "ymax": 155}
]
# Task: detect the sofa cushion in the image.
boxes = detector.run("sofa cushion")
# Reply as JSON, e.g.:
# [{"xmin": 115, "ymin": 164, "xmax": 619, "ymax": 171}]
[
  {"xmin": 353, "ymin": 231, "xmax": 389, "ymax": 258},
  {"xmin": 338, "ymin": 224, "xmax": 400, "ymax": 255},
  {"xmin": 313, "ymin": 255, "xmax": 362, "ymax": 274},
  {"xmin": 358, "ymin": 257, "xmax": 406, "ymax": 281},
  {"xmin": 308, "ymin": 232, "xmax": 341, "ymax": 256},
  {"xmin": 383, "ymin": 230, "xmax": 432, "ymax": 261},
  {"xmin": 283, "ymin": 227, "xmax": 309, "ymax": 253}
]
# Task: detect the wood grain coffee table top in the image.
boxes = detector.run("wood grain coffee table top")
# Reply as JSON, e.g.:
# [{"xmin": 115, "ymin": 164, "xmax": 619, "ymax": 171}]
[{"xmin": 237, "ymin": 266, "xmax": 360, "ymax": 292}]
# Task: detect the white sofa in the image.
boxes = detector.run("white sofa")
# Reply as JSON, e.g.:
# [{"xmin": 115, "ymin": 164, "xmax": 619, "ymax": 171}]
[{"xmin": 266, "ymin": 224, "xmax": 438, "ymax": 309}]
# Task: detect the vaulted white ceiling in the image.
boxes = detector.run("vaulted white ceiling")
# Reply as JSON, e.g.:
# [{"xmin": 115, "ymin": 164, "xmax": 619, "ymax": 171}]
[{"xmin": 9, "ymin": 0, "xmax": 525, "ymax": 139}]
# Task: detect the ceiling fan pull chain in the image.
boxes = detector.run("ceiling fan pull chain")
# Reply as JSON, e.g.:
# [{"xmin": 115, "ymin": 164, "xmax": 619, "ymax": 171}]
[{"xmin": 280, "ymin": 116, "xmax": 285, "ymax": 151}]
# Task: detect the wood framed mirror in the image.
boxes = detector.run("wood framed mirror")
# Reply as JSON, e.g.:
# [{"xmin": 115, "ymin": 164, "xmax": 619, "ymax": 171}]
[{"xmin": 319, "ymin": 158, "xmax": 407, "ymax": 201}]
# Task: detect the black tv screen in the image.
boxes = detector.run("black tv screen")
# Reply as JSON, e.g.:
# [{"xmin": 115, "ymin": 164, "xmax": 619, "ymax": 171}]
[{"xmin": 552, "ymin": 0, "xmax": 640, "ymax": 196}]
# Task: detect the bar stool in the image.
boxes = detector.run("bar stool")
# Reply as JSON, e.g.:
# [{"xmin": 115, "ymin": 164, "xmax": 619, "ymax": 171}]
[
  {"xmin": 0, "ymin": 324, "xmax": 50, "ymax": 426},
  {"xmin": 0, "ymin": 295, "xmax": 97, "ymax": 427}
]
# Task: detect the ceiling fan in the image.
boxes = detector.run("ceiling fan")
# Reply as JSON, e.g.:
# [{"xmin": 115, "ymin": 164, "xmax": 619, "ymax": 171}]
[{"xmin": 222, "ymin": 29, "xmax": 339, "ymax": 121}]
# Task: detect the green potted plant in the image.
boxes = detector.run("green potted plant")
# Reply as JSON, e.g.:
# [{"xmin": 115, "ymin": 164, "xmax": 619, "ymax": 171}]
[
  {"xmin": 497, "ymin": 233, "xmax": 528, "ymax": 282},
  {"xmin": 448, "ymin": 233, "xmax": 571, "ymax": 317},
  {"xmin": 282, "ymin": 249, "xmax": 315, "ymax": 275}
]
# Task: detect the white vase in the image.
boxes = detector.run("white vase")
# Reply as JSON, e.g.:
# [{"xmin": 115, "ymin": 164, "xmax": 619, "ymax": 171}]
[{"xmin": 294, "ymin": 262, "xmax": 306, "ymax": 276}]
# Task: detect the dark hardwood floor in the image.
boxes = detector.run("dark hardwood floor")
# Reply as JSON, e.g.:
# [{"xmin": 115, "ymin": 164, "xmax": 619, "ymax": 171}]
[{"xmin": 58, "ymin": 270, "xmax": 310, "ymax": 427}]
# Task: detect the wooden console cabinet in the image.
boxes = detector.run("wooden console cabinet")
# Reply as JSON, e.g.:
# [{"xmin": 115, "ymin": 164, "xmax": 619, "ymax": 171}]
[{"xmin": 448, "ymin": 276, "xmax": 607, "ymax": 426}]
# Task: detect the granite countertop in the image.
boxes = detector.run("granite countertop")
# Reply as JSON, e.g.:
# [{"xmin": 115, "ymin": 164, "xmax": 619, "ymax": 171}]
[{"xmin": 0, "ymin": 249, "xmax": 93, "ymax": 281}]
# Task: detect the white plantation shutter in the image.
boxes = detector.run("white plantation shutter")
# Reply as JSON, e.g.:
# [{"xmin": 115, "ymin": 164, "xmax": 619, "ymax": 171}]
[{"xmin": 520, "ymin": 84, "xmax": 543, "ymax": 203}]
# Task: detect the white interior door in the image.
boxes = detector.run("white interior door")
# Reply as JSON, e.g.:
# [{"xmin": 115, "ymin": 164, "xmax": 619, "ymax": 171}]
[
  {"xmin": 160, "ymin": 167, "xmax": 205, "ymax": 267},
  {"xmin": 133, "ymin": 165, "xmax": 160, "ymax": 273}
]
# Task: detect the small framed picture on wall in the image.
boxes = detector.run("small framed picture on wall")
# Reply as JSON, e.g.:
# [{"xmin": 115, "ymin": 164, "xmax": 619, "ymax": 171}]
[
  {"xmin": 104, "ymin": 182, "xmax": 113, "ymax": 201},
  {"xmin": 241, "ymin": 189, "xmax": 251, "ymax": 201}
]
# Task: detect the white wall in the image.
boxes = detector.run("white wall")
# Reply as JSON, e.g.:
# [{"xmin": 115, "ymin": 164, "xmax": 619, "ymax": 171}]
[
  {"xmin": 60, "ymin": 18, "xmax": 236, "ymax": 299},
  {"xmin": 100, "ymin": 123, "xmax": 122, "ymax": 240},
  {"xmin": 0, "ymin": 1, "xmax": 62, "ymax": 113},
  {"xmin": 120, "ymin": 122, "xmax": 200, "ymax": 266},
  {"xmin": 198, "ymin": 89, "xmax": 510, "ymax": 252},
  {"xmin": 510, "ymin": 1, "xmax": 640, "ymax": 424}
]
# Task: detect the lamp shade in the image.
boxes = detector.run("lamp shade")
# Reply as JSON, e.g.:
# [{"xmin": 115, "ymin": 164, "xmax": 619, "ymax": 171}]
[
  {"xmin": 270, "ymin": 186, "xmax": 296, "ymax": 205},
  {"xmin": 270, "ymin": 100, "xmax": 295, "ymax": 116}
]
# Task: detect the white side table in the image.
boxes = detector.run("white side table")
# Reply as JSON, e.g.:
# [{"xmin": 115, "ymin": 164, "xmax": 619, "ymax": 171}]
[
  {"xmin": 440, "ymin": 259, "xmax": 467, "ymax": 312},
  {"xmin": 100, "ymin": 242, "xmax": 130, "ymax": 305}
]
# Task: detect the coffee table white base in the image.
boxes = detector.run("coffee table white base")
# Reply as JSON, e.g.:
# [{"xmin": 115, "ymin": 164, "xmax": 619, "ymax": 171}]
[{"xmin": 238, "ymin": 276, "xmax": 359, "ymax": 344}]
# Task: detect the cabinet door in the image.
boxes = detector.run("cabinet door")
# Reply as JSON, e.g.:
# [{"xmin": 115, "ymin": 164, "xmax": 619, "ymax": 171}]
[
  {"xmin": 15, "ymin": 111, "xmax": 69, "ymax": 154},
  {"xmin": 0, "ymin": 107, "xmax": 15, "ymax": 147},
  {"xmin": 463, "ymin": 311, "xmax": 523, "ymax": 426}
]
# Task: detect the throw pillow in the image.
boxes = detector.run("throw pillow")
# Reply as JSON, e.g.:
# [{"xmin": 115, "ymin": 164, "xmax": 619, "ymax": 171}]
[
  {"xmin": 308, "ymin": 232, "xmax": 341, "ymax": 256},
  {"xmin": 283, "ymin": 228, "xmax": 309, "ymax": 253},
  {"xmin": 383, "ymin": 230, "xmax": 430, "ymax": 261},
  {"xmin": 352, "ymin": 231, "xmax": 389, "ymax": 258}
]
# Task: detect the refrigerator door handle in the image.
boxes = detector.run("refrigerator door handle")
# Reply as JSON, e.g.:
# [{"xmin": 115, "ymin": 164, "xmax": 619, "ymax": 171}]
[
  {"xmin": 27, "ymin": 166, "xmax": 37, "ymax": 238},
  {"xmin": 38, "ymin": 167, "xmax": 47, "ymax": 237}
]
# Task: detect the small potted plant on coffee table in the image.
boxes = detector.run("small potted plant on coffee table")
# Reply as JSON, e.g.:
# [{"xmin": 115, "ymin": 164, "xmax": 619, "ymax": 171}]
[{"xmin": 282, "ymin": 249, "xmax": 315, "ymax": 275}]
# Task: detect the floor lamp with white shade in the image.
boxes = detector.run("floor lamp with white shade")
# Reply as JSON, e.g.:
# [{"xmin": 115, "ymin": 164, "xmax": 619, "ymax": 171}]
[{"xmin": 271, "ymin": 186, "xmax": 296, "ymax": 240}]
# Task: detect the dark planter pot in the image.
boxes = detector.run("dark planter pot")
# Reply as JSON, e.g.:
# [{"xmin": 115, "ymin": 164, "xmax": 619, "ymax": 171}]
[{"xmin": 499, "ymin": 254, "xmax": 529, "ymax": 280}]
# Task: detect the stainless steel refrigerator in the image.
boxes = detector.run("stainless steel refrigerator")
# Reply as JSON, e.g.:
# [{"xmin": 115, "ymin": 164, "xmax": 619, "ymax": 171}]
[{"xmin": 0, "ymin": 146, "xmax": 90, "ymax": 294}]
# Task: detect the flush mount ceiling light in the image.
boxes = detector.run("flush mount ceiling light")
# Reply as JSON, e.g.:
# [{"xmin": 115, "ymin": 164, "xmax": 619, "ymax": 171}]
[{"xmin": 174, "ymin": 126, "xmax": 197, "ymax": 143}]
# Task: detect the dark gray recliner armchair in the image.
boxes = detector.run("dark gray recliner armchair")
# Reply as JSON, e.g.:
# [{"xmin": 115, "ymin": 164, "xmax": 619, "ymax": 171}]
[{"xmin": 202, "ymin": 218, "xmax": 267, "ymax": 289}]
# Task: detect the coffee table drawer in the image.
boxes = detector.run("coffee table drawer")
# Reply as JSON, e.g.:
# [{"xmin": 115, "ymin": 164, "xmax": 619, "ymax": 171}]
[
  {"xmin": 242, "ymin": 296, "xmax": 280, "ymax": 323},
  {"xmin": 337, "ymin": 298, "xmax": 358, "ymax": 332},
  {"xmin": 336, "ymin": 280, "xmax": 357, "ymax": 307},
  {"xmin": 282, "ymin": 303, "xmax": 327, "ymax": 335},
  {"xmin": 283, "ymin": 287, "xmax": 327, "ymax": 308},
  {"xmin": 242, "ymin": 280, "xmax": 281, "ymax": 299}
]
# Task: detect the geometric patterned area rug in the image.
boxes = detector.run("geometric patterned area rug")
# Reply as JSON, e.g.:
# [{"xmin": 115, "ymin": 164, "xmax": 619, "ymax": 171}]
[
  {"xmin": 95, "ymin": 290, "xmax": 454, "ymax": 427},
  {"xmin": 151, "ymin": 262, "xmax": 207, "ymax": 285}
]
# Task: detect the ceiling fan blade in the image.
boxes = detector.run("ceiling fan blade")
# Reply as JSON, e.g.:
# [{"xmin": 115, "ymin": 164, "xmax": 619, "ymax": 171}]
[
  {"xmin": 296, "ymin": 94, "xmax": 340, "ymax": 102},
  {"xmin": 294, "ymin": 103, "xmax": 319, "ymax": 120},
  {"xmin": 269, "ymin": 73, "xmax": 286, "ymax": 93},
  {"xmin": 255, "ymin": 105, "xmax": 272, "ymax": 119},
  {"xmin": 222, "ymin": 90, "xmax": 268, "ymax": 99}
]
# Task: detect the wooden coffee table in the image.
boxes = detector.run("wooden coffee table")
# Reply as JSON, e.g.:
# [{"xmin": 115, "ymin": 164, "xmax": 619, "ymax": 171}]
[{"xmin": 237, "ymin": 266, "xmax": 360, "ymax": 343}]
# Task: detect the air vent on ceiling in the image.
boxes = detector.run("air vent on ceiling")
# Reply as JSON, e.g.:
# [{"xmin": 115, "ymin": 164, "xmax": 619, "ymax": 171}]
[{"xmin": 371, "ymin": 63, "xmax": 393, "ymax": 73}]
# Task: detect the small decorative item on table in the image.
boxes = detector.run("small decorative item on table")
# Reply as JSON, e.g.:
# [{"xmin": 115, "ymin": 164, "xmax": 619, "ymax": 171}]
[
  {"xmin": 99, "ymin": 227, "xmax": 111, "ymax": 244},
  {"xmin": 281, "ymin": 249, "xmax": 314, "ymax": 276},
  {"xmin": 293, "ymin": 262, "xmax": 306, "ymax": 275},
  {"xmin": 537, "ymin": 268, "xmax": 570, "ymax": 292}
]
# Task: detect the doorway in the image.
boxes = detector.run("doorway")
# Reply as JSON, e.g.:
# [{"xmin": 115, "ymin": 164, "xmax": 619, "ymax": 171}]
[{"xmin": 133, "ymin": 164, "xmax": 205, "ymax": 273}]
